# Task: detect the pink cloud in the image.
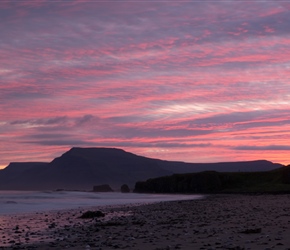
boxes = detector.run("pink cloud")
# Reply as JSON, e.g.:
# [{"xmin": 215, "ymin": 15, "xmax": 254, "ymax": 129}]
[{"xmin": 1, "ymin": 1, "xmax": 290, "ymax": 168}]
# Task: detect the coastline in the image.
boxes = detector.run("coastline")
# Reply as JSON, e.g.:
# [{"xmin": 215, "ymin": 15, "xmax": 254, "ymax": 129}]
[
  {"xmin": 1, "ymin": 194, "xmax": 290, "ymax": 250},
  {"xmin": 0, "ymin": 191, "xmax": 202, "ymax": 215}
]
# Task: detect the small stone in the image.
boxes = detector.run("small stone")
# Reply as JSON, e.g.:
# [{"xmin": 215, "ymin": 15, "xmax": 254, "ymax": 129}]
[
  {"xmin": 79, "ymin": 211, "xmax": 105, "ymax": 219},
  {"xmin": 239, "ymin": 228, "xmax": 261, "ymax": 234}
]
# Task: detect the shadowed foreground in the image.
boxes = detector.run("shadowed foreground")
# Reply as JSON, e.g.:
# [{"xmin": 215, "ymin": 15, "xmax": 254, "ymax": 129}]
[{"xmin": 1, "ymin": 194, "xmax": 290, "ymax": 250}]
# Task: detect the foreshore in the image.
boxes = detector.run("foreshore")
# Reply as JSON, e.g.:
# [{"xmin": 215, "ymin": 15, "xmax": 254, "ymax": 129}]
[{"xmin": 1, "ymin": 194, "xmax": 290, "ymax": 250}]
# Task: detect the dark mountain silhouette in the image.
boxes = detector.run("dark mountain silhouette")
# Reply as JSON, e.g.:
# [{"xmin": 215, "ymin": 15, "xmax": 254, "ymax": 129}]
[
  {"xmin": 0, "ymin": 162, "xmax": 49, "ymax": 189},
  {"xmin": 0, "ymin": 148, "xmax": 170, "ymax": 190},
  {"xmin": 0, "ymin": 147, "xmax": 284, "ymax": 190}
]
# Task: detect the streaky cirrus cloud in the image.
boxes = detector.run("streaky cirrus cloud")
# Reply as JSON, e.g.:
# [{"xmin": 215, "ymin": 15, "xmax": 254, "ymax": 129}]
[{"xmin": 1, "ymin": 0, "xmax": 290, "ymax": 168}]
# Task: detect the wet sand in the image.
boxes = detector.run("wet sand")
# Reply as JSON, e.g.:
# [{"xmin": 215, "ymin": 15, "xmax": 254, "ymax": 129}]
[{"xmin": 1, "ymin": 194, "xmax": 290, "ymax": 250}]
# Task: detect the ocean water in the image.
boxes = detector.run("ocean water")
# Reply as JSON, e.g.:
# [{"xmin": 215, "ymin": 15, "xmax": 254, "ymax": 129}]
[{"xmin": 0, "ymin": 190, "xmax": 203, "ymax": 215}]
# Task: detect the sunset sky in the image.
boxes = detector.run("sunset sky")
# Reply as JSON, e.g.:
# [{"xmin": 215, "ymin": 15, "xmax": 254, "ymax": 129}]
[{"xmin": 1, "ymin": 0, "xmax": 290, "ymax": 168}]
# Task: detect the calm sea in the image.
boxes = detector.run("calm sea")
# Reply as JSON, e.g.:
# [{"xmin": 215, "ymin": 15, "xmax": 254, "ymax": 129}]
[{"xmin": 0, "ymin": 191, "xmax": 203, "ymax": 215}]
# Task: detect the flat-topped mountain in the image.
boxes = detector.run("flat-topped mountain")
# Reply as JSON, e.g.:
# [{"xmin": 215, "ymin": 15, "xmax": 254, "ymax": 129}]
[
  {"xmin": 0, "ymin": 147, "xmax": 284, "ymax": 190},
  {"xmin": 0, "ymin": 148, "xmax": 169, "ymax": 190}
]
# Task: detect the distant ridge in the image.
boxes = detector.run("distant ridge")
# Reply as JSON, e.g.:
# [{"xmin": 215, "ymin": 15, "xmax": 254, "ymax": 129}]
[{"xmin": 0, "ymin": 147, "xmax": 284, "ymax": 190}]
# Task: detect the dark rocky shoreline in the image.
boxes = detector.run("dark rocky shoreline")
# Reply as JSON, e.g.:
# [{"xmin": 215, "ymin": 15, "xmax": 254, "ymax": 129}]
[{"xmin": 1, "ymin": 194, "xmax": 290, "ymax": 250}]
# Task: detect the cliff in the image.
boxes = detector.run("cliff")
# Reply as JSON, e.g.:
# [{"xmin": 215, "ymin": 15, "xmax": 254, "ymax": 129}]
[{"xmin": 134, "ymin": 166, "xmax": 290, "ymax": 194}]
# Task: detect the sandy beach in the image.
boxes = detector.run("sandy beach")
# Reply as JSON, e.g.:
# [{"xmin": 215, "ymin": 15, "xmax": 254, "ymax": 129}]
[{"xmin": 1, "ymin": 194, "xmax": 290, "ymax": 250}]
